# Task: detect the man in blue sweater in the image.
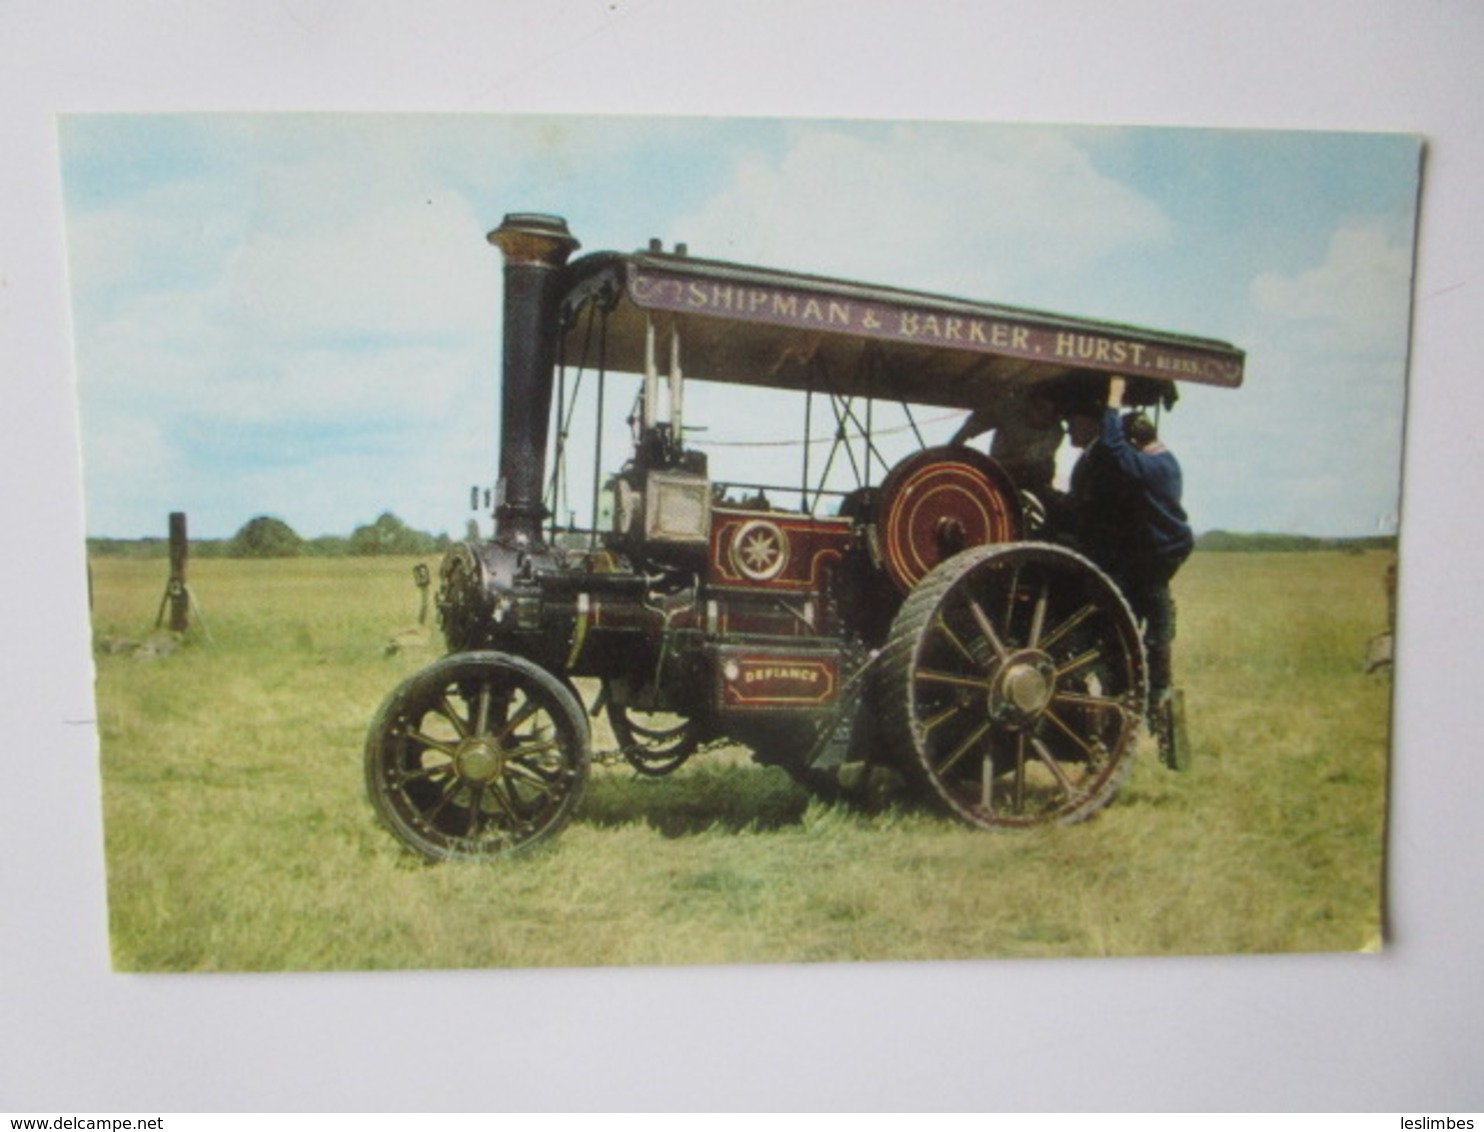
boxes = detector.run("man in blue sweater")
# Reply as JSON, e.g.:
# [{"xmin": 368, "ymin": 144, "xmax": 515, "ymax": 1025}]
[{"xmin": 1063, "ymin": 376, "xmax": 1193, "ymax": 707}]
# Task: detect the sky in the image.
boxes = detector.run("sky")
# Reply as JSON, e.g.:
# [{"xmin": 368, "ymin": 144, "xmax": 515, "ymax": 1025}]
[{"xmin": 58, "ymin": 114, "xmax": 1421, "ymax": 540}]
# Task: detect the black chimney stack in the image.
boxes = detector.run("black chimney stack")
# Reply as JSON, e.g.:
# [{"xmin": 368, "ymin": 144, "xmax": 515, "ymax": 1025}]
[{"xmin": 487, "ymin": 213, "xmax": 580, "ymax": 547}]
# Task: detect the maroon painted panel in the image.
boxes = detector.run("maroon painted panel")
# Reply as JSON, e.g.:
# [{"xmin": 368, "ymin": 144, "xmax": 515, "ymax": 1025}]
[
  {"xmin": 708, "ymin": 507, "xmax": 854, "ymax": 592},
  {"xmin": 716, "ymin": 647, "xmax": 840, "ymax": 711}
]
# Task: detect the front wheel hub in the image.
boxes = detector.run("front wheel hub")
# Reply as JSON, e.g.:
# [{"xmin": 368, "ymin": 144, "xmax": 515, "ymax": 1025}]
[{"xmin": 454, "ymin": 738, "xmax": 505, "ymax": 783}]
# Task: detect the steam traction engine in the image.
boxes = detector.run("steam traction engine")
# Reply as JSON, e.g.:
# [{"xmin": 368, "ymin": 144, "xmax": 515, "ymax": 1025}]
[{"xmin": 366, "ymin": 213, "xmax": 1244, "ymax": 861}]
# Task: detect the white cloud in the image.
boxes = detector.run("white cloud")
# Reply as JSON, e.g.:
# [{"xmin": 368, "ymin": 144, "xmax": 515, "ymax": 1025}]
[
  {"xmin": 226, "ymin": 190, "xmax": 495, "ymax": 342},
  {"xmin": 217, "ymin": 439, "xmax": 490, "ymax": 540},
  {"xmin": 666, "ymin": 123, "xmax": 1171, "ymax": 299},
  {"xmin": 1173, "ymin": 337, "xmax": 1407, "ymax": 537},
  {"xmin": 67, "ymin": 154, "xmax": 503, "ymax": 522},
  {"xmin": 1251, "ymin": 221, "xmax": 1416, "ymax": 356},
  {"xmin": 1142, "ymin": 217, "xmax": 1416, "ymax": 537},
  {"xmin": 76, "ymin": 414, "xmax": 179, "ymax": 535},
  {"xmin": 79, "ymin": 277, "xmax": 493, "ymax": 421}
]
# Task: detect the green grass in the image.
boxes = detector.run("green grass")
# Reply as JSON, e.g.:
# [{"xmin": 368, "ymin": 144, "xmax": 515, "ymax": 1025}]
[{"xmin": 88, "ymin": 551, "xmax": 1394, "ymax": 971}]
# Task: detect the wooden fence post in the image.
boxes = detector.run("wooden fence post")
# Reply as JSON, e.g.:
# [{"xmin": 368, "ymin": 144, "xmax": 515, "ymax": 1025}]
[{"xmin": 157, "ymin": 511, "xmax": 190, "ymax": 632}]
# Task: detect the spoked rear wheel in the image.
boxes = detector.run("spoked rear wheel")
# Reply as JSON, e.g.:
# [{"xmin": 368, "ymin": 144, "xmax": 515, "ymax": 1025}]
[
  {"xmin": 366, "ymin": 651, "xmax": 590, "ymax": 861},
  {"xmin": 881, "ymin": 543, "xmax": 1146, "ymax": 828}
]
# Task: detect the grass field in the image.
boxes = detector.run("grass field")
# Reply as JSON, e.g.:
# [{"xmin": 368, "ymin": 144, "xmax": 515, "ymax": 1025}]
[{"xmin": 86, "ymin": 549, "xmax": 1394, "ymax": 971}]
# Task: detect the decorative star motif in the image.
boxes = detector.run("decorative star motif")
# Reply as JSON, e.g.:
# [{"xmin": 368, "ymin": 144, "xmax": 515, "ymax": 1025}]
[
  {"xmin": 733, "ymin": 520, "xmax": 788, "ymax": 581},
  {"xmin": 741, "ymin": 530, "xmax": 780, "ymax": 571}
]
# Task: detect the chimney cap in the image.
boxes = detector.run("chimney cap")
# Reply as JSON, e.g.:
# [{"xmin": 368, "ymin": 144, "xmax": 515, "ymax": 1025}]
[{"xmin": 487, "ymin": 213, "xmax": 580, "ymax": 265}]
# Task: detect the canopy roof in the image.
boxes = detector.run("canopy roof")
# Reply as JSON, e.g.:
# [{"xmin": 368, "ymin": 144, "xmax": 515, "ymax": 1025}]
[{"xmin": 555, "ymin": 249, "xmax": 1243, "ymax": 411}]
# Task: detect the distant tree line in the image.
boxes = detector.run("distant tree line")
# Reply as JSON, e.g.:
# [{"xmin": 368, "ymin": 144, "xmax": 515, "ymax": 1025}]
[
  {"xmin": 1194, "ymin": 530, "xmax": 1398, "ymax": 553},
  {"xmin": 87, "ymin": 512, "xmax": 454, "ymax": 559},
  {"xmin": 87, "ymin": 519, "xmax": 1397, "ymax": 559}
]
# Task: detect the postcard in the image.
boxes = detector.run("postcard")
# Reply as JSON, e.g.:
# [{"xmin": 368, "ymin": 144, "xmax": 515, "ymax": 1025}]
[{"xmin": 60, "ymin": 114, "xmax": 1418, "ymax": 971}]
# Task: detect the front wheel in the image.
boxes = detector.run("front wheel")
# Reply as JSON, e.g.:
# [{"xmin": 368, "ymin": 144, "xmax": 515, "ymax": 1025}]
[{"xmin": 366, "ymin": 651, "xmax": 590, "ymax": 861}]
